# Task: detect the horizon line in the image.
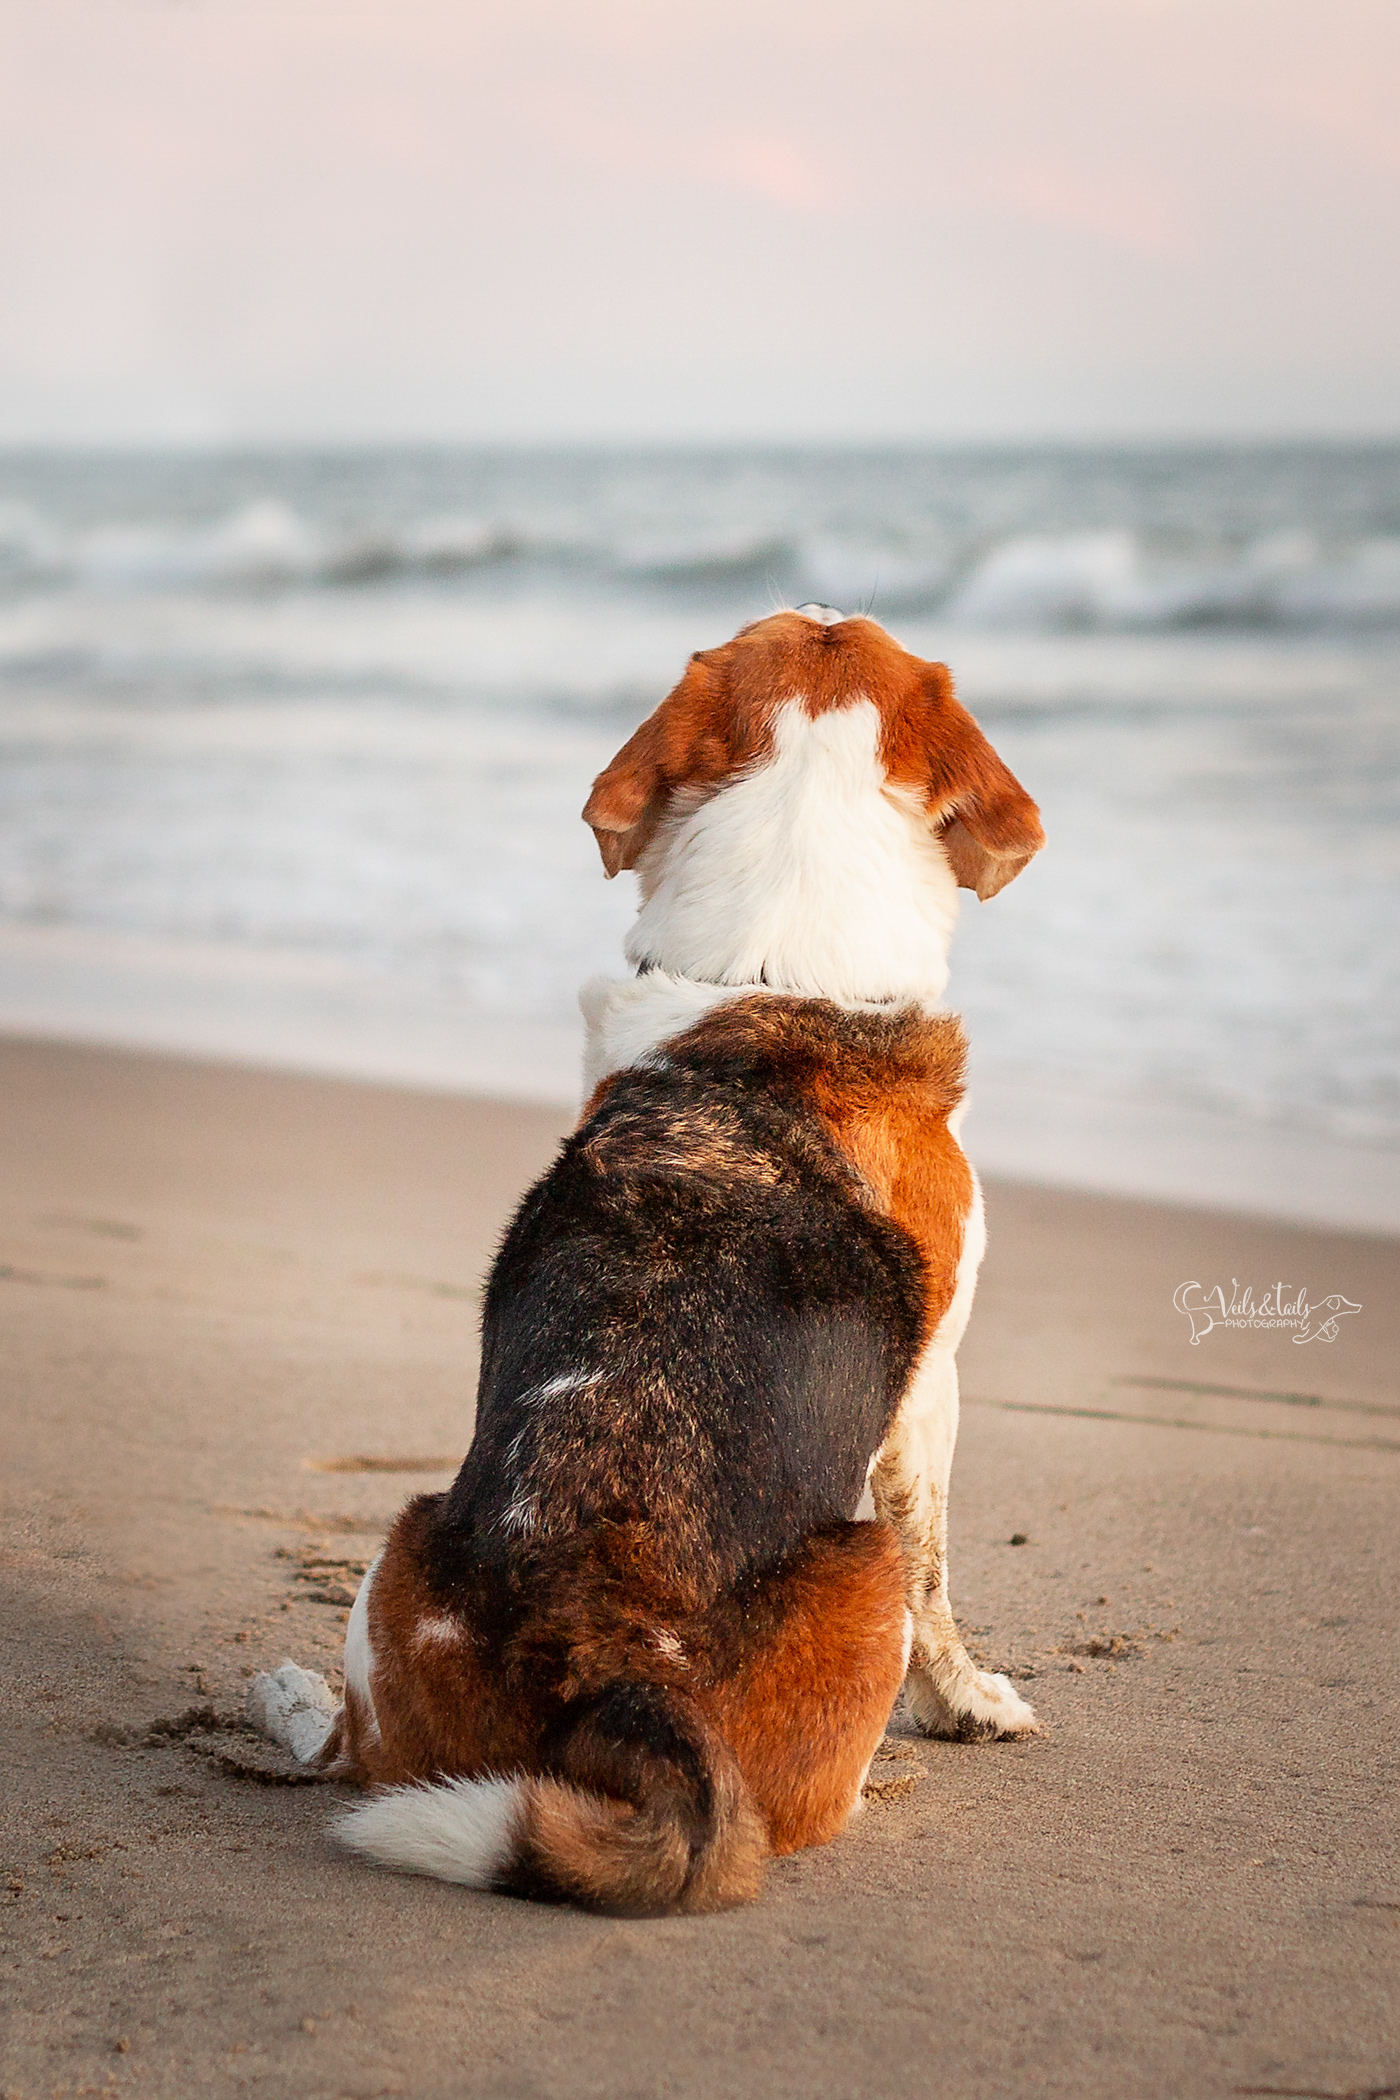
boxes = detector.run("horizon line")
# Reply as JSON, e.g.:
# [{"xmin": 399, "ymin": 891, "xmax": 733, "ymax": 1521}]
[{"xmin": 3, "ymin": 428, "xmax": 1400, "ymax": 457}]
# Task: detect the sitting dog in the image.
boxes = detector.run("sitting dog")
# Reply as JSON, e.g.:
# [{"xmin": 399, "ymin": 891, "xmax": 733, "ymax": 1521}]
[{"xmin": 250, "ymin": 606, "xmax": 1044, "ymax": 1914}]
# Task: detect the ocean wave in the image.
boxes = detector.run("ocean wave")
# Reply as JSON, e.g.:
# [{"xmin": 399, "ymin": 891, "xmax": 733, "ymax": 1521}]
[
  {"xmin": 3, "ymin": 494, "xmax": 1400, "ymax": 632},
  {"xmin": 0, "ymin": 499, "xmax": 542, "ymax": 593},
  {"xmin": 615, "ymin": 530, "xmax": 794, "ymax": 586},
  {"xmin": 942, "ymin": 529, "xmax": 1400, "ymax": 631}
]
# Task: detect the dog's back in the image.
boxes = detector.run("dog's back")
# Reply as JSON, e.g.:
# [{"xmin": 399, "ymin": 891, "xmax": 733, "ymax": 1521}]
[{"xmin": 461, "ymin": 1005, "xmax": 939, "ymax": 1586}]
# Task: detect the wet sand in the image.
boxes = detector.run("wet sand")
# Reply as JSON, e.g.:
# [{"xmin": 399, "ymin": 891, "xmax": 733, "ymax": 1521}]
[{"xmin": 2, "ymin": 1037, "xmax": 1397, "ymax": 2100}]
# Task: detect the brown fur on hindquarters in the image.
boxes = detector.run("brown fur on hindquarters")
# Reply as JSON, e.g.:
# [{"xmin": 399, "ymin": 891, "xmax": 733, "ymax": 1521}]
[
  {"xmin": 318, "ymin": 1494, "xmax": 541, "ymax": 1788},
  {"xmin": 711, "ymin": 1519, "xmax": 911, "ymax": 1853},
  {"xmin": 324, "ymin": 1497, "xmax": 908, "ymax": 1872},
  {"xmin": 508, "ymin": 1524, "xmax": 913, "ymax": 1908}
]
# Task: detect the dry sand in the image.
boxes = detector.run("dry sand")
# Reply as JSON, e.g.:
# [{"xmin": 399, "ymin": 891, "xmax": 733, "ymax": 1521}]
[{"xmin": 2, "ymin": 1036, "xmax": 1397, "ymax": 2100}]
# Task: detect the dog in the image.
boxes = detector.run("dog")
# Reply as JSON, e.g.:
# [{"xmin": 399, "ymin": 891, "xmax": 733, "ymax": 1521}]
[{"xmin": 249, "ymin": 605, "xmax": 1045, "ymax": 1915}]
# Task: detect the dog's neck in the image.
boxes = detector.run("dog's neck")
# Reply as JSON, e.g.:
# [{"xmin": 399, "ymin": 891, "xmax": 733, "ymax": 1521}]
[
  {"xmin": 583, "ymin": 699, "xmax": 962, "ymax": 1095},
  {"xmin": 579, "ymin": 972, "xmax": 745, "ymax": 1095}
]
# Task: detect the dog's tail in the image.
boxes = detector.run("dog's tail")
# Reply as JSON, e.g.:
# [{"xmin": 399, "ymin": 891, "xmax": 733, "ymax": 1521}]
[{"xmin": 334, "ymin": 1681, "xmax": 768, "ymax": 1915}]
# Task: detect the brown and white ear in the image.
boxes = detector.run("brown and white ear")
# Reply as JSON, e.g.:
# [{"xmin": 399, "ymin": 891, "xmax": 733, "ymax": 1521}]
[
  {"xmin": 581, "ymin": 655, "xmax": 722, "ymax": 877},
  {"xmin": 581, "ymin": 714, "xmax": 667, "ymax": 877},
  {"xmin": 922, "ymin": 665, "xmax": 1045, "ymax": 900},
  {"xmin": 937, "ymin": 808, "xmax": 1042, "ymax": 900}
]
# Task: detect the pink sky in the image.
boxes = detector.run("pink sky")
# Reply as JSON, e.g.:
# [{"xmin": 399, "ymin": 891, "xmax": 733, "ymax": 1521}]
[{"xmin": 2, "ymin": 0, "xmax": 1397, "ymax": 441}]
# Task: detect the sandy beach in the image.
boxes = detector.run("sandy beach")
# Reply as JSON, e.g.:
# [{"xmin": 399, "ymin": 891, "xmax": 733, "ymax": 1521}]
[{"xmin": 2, "ymin": 1034, "xmax": 1398, "ymax": 2100}]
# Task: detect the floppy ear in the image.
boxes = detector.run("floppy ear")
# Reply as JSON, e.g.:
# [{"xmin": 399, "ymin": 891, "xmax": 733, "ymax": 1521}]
[
  {"xmin": 581, "ymin": 714, "xmax": 667, "ymax": 877},
  {"xmin": 582, "ymin": 655, "xmax": 722, "ymax": 877},
  {"xmin": 921, "ymin": 664, "xmax": 1045, "ymax": 900}
]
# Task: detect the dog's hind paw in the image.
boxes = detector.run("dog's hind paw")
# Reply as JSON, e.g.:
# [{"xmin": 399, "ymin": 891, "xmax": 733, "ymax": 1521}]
[
  {"xmin": 246, "ymin": 1661, "xmax": 338, "ymax": 1764},
  {"xmin": 906, "ymin": 1662, "xmax": 1039, "ymax": 1743}
]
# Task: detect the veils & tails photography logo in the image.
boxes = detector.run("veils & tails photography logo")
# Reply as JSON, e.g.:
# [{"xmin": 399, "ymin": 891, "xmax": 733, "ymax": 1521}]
[{"xmin": 1174, "ymin": 1280, "xmax": 1362, "ymax": 1346}]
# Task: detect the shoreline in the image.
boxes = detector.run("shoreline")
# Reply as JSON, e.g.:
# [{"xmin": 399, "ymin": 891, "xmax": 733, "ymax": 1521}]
[{"xmin": 1, "ymin": 917, "xmax": 1396, "ymax": 1237}]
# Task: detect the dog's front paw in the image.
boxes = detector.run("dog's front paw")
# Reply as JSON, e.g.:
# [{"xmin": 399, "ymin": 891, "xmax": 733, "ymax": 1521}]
[
  {"xmin": 246, "ymin": 1661, "xmax": 338, "ymax": 1764},
  {"xmin": 906, "ymin": 1660, "xmax": 1039, "ymax": 1743}
]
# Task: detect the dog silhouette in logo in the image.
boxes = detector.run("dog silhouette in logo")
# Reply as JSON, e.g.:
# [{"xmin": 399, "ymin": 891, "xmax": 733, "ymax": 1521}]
[
  {"xmin": 1293, "ymin": 1295, "xmax": 1362, "ymax": 1344},
  {"xmin": 1172, "ymin": 1282, "xmax": 1225, "ymax": 1344}
]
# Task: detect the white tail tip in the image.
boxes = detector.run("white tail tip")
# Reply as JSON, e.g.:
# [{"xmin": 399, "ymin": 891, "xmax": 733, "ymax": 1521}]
[{"xmin": 335, "ymin": 1775, "xmax": 525, "ymax": 1888}]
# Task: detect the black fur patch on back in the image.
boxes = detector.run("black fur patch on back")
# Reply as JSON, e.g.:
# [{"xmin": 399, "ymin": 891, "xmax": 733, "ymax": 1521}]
[{"xmin": 441, "ymin": 1011, "xmax": 927, "ymax": 1605}]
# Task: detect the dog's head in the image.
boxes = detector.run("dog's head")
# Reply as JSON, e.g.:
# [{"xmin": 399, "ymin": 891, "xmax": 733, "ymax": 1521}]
[{"xmin": 583, "ymin": 607, "xmax": 1043, "ymax": 904}]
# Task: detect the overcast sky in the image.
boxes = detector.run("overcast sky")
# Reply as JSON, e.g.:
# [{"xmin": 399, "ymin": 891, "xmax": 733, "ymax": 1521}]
[{"xmin": 2, "ymin": 0, "xmax": 1398, "ymax": 444}]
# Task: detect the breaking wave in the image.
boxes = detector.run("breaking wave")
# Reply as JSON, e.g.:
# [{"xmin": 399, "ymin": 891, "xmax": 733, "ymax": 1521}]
[
  {"xmin": 943, "ymin": 529, "xmax": 1400, "ymax": 631},
  {"xmin": 2, "ymin": 494, "xmax": 1399, "ymax": 631}
]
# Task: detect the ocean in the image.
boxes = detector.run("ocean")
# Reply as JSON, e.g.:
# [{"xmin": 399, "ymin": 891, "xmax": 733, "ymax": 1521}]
[{"xmin": 1, "ymin": 443, "xmax": 1397, "ymax": 1225}]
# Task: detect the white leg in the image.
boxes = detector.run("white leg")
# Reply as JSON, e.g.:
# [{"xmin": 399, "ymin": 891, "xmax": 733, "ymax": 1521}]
[
  {"xmin": 872, "ymin": 1349, "xmax": 1036, "ymax": 1740},
  {"xmin": 872, "ymin": 1176, "xmax": 1037, "ymax": 1742},
  {"xmin": 342, "ymin": 1551, "xmax": 383, "ymax": 1747}
]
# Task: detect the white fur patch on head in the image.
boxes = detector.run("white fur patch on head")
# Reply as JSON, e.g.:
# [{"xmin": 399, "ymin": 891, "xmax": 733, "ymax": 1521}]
[
  {"xmin": 624, "ymin": 698, "xmax": 960, "ymax": 1007},
  {"xmin": 793, "ymin": 602, "xmax": 846, "ymax": 624},
  {"xmin": 336, "ymin": 1774, "xmax": 525, "ymax": 1887}
]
